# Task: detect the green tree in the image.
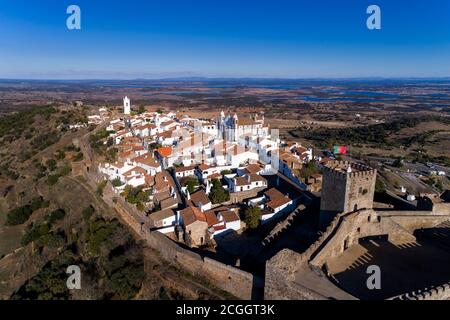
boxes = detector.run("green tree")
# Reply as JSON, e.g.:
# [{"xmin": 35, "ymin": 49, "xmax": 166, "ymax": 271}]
[
  {"xmin": 180, "ymin": 176, "xmax": 199, "ymax": 194},
  {"xmin": 6, "ymin": 205, "xmax": 33, "ymax": 225},
  {"xmin": 209, "ymin": 179, "xmax": 230, "ymax": 204},
  {"xmin": 375, "ymin": 178, "xmax": 386, "ymax": 194},
  {"xmin": 111, "ymin": 177, "xmax": 124, "ymax": 187},
  {"xmin": 244, "ymin": 206, "xmax": 260, "ymax": 229}
]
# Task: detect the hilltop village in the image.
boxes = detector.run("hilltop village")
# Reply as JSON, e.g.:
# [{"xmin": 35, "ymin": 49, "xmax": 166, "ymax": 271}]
[{"xmin": 77, "ymin": 97, "xmax": 450, "ymax": 300}]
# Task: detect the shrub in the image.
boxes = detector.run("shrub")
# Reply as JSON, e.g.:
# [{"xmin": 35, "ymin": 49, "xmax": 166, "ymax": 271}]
[
  {"xmin": 47, "ymin": 174, "xmax": 59, "ymax": 186},
  {"xmin": 46, "ymin": 209, "xmax": 66, "ymax": 224},
  {"xmin": 21, "ymin": 223, "xmax": 50, "ymax": 246},
  {"xmin": 59, "ymin": 164, "xmax": 71, "ymax": 176},
  {"xmin": 97, "ymin": 180, "xmax": 107, "ymax": 196},
  {"xmin": 82, "ymin": 206, "xmax": 95, "ymax": 220}
]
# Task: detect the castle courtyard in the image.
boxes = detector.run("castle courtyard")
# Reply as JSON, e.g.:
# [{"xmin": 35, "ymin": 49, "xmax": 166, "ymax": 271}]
[{"xmin": 327, "ymin": 236, "xmax": 450, "ymax": 299}]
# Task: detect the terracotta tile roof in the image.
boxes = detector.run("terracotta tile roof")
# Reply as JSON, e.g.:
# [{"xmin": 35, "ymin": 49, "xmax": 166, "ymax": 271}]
[
  {"xmin": 118, "ymin": 150, "xmax": 134, "ymax": 159},
  {"xmin": 235, "ymin": 176, "xmax": 250, "ymax": 186},
  {"xmin": 175, "ymin": 165, "xmax": 197, "ymax": 172},
  {"xmin": 204, "ymin": 210, "xmax": 220, "ymax": 227},
  {"xmin": 206, "ymin": 172, "xmax": 222, "ymax": 180},
  {"xmin": 150, "ymin": 208, "xmax": 174, "ymax": 222},
  {"xmin": 266, "ymin": 196, "xmax": 292, "ymax": 211},
  {"xmin": 243, "ymin": 164, "xmax": 262, "ymax": 174},
  {"xmin": 121, "ymin": 136, "xmax": 140, "ymax": 143},
  {"xmin": 160, "ymin": 196, "xmax": 178, "ymax": 210},
  {"xmin": 153, "ymin": 190, "xmax": 171, "ymax": 202},
  {"xmin": 161, "ymin": 120, "xmax": 175, "ymax": 127},
  {"xmin": 156, "ymin": 130, "xmax": 174, "ymax": 139},
  {"xmin": 156, "ymin": 146, "xmax": 173, "ymax": 157},
  {"xmin": 248, "ymin": 173, "xmax": 266, "ymax": 182},
  {"xmin": 198, "ymin": 163, "xmax": 210, "ymax": 171},
  {"xmin": 190, "ymin": 190, "xmax": 211, "ymax": 207},
  {"xmin": 134, "ymin": 154, "xmax": 160, "ymax": 167},
  {"xmin": 264, "ymin": 188, "xmax": 285, "ymax": 200},
  {"xmin": 180, "ymin": 206, "xmax": 207, "ymax": 226},
  {"xmin": 122, "ymin": 166, "xmax": 147, "ymax": 177},
  {"xmin": 154, "ymin": 172, "xmax": 172, "ymax": 192},
  {"xmin": 204, "ymin": 206, "xmax": 229, "ymax": 215},
  {"xmin": 220, "ymin": 210, "xmax": 240, "ymax": 222}
]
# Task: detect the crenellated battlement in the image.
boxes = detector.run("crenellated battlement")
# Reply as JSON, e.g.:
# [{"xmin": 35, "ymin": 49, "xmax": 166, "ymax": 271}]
[
  {"xmin": 323, "ymin": 160, "xmax": 376, "ymax": 180},
  {"xmin": 390, "ymin": 283, "xmax": 450, "ymax": 300}
]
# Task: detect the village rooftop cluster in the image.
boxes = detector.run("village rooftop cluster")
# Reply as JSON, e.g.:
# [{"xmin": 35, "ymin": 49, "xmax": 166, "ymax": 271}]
[{"xmin": 96, "ymin": 97, "xmax": 318, "ymax": 247}]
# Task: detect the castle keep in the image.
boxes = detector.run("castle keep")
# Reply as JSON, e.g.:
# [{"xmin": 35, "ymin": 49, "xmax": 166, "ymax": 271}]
[{"xmin": 320, "ymin": 161, "xmax": 376, "ymax": 227}]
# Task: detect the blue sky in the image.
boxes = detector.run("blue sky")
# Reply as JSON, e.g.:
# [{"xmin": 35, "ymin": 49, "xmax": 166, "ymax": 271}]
[{"xmin": 0, "ymin": 0, "xmax": 449, "ymax": 79}]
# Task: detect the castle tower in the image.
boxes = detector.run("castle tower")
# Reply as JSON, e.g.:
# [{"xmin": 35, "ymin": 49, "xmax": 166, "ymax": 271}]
[
  {"xmin": 217, "ymin": 110, "xmax": 226, "ymax": 139},
  {"xmin": 123, "ymin": 96, "xmax": 131, "ymax": 115},
  {"xmin": 233, "ymin": 113, "xmax": 239, "ymax": 141},
  {"xmin": 319, "ymin": 160, "xmax": 377, "ymax": 228}
]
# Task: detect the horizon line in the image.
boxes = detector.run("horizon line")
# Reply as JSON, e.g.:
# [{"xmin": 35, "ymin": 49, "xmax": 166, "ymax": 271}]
[{"xmin": 1, "ymin": 76, "xmax": 450, "ymax": 82}]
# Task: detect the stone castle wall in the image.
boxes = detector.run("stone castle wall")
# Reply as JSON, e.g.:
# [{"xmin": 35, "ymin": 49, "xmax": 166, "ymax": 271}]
[
  {"xmin": 310, "ymin": 209, "xmax": 418, "ymax": 267},
  {"xmin": 80, "ymin": 164, "xmax": 257, "ymax": 300},
  {"xmin": 263, "ymin": 249, "xmax": 326, "ymax": 300}
]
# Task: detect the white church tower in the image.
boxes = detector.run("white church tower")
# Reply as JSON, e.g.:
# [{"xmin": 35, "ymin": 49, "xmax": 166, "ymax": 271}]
[{"xmin": 123, "ymin": 96, "xmax": 131, "ymax": 115}]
